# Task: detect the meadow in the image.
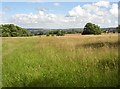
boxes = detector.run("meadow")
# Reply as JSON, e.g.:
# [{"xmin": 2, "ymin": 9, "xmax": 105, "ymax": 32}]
[{"xmin": 2, "ymin": 33, "xmax": 119, "ymax": 87}]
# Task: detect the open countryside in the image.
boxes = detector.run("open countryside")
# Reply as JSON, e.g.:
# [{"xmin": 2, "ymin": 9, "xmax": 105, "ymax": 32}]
[
  {"xmin": 2, "ymin": 33, "xmax": 119, "ymax": 87},
  {"xmin": 1, "ymin": 1, "xmax": 120, "ymax": 87}
]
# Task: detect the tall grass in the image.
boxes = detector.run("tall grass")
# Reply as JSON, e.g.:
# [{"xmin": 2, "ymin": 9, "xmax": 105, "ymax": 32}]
[{"xmin": 2, "ymin": 34, "xmax": 119, "ymax": 87}]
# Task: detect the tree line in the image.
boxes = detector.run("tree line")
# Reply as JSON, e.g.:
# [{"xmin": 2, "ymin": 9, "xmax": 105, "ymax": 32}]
[
  {"xmin": 1, "ymin": 23, "xmax": 119, "ymax": 37},
  {"xmin": 31, "ymin": 29, "xmax": 83, "ymax": 36}
]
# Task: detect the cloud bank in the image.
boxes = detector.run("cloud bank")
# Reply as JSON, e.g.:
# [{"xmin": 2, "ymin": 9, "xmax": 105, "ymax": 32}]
[{"xmin": 2, "ymin": 1, "xmax": 118, "ymax": 28}]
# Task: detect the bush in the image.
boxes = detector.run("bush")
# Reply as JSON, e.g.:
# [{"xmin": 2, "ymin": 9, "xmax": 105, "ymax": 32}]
[{"xmin": 82, "ymin": 23, "xmax": 101, "ymax": 35}]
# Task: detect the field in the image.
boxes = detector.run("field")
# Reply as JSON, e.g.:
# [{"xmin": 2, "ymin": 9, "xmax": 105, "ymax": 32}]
[{"xmin": 2, "ymin": 34, "xmax": 119, "ymax": 87}]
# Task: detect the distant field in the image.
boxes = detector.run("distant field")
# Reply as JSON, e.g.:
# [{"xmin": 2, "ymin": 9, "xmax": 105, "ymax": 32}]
[{"xmin": 2, "ymin": 34, "xmax": 119, "ymax": 87}]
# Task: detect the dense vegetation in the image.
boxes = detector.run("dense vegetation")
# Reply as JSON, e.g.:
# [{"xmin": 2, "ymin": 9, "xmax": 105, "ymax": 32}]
[
  {"xmin": 82, "ymin": 23, "xmax": 101, "ymax": 35},
  {"xmin": 0, "ymin": 24, "xmax": 32, "ymax": 37},
  {"xmin": 1, "ymin": 23, "xmax": 118, "ymax": 37},
  {"xmin": 31, "ymin": 29, "xmax": 82, "ymax": 36},
  {"xmin": 49, "ymin": 30, "xmax": 65, "ymax": 36},
  {"xmin": 116, "ymin": 25, "xmax": 120, "ymax": 33},
  {"xmin": 2, "ymin": 34, "xmax": 118, "ymax": 87}
]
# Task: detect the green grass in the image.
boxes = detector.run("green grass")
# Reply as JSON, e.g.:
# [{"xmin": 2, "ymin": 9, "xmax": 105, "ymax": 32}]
[{"xmin": 2, "ymin": 34, "xmax": 119, "ymax": 87}]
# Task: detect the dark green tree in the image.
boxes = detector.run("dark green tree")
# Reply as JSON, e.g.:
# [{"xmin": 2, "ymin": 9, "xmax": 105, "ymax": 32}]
[
  {"xmin": 116, "ymin": 25, "xmax": 120, "ymax": 33},
  {"xmin": 56, "ymin": 30, "xmax": 65, "ymax": 36},
  {"xmin": 82, "ymin": 23, "xmax": 101, "ymax": 35},
  {"xmin": 1, "ymin": 24, "xmax": 32, "ymax": 37}
]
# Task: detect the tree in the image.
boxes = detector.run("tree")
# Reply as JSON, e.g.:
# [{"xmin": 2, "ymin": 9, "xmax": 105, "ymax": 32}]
[
  {"xmin": 46, "ymin": 32, "xmax": 50, "ymax": 36},
  {"xmin": 116, "ymin": 25, "xmax": 120, "ymax": 33},
  {"xmin": 48, "ymin": 30, "xmax": 65, "ymax": 36},
  {"xmin": 56, "ymin": 30, "xmax": 65, "ymax": 36},
  {"xmin": 1, "ymin": 24, "xmax": 32, "ymax": 37},
  {"xmin": 82, "ymin": 23, "xmax": 101, "ymax": 35}
]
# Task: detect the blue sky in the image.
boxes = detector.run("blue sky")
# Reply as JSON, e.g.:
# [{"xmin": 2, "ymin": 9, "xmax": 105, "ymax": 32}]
[
  {"xmin": 2, "ymin": 2, "xmax": 96, "ymax": 15},
  {"xmin": 0, "ymin": 0, "xmax": 119, "ymax": 28},
  {"xmin": 1, "ymin": 0, "xmax": 120, "ymax": 2}
]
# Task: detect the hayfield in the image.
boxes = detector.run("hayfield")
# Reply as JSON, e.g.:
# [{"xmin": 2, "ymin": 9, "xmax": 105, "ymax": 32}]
[{"xmin": 2, "ymin": 34, "xmax": 119, "ymax": 87}]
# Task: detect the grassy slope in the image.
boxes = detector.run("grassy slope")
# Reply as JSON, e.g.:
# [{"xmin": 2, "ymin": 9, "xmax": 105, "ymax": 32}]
[{"xmin": 2, "ymin": 34, "xmax": 119, "ymax": 87}]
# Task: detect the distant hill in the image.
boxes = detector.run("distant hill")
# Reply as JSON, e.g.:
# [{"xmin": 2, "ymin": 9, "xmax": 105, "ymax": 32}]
[
  {"xmin": 26, "ymin": 27, "xmax": 117, "ymax": 35},
  {"xmin": 26, "ymin": 28, "xmax": 84, "ymax": 35},
  {"xmin": 26, "ymin": 27, "xmax": 117, "ymax": 31},
  {"xmin": 101, "ymin": 27, "xmax": 117, "ymax": 32}
]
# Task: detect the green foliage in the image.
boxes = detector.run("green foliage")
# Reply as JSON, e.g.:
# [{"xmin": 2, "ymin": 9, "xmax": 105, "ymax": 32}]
[
  {"xmin": 29, "ymin": 29, "xmax": 82, "ymax": 36},
  {"xmin": 97, "ymin": 58, "xmax": 118, "ymax": 70},
  {"xmin": 116, "ymin": 25, "xmax": 120, "ymax": 33},
  {"xmin": 82, "ymin": 23, "xmax": 101, "ymax": 35},
  {"xmin": 1, "ymin": 24, "xmax": 32, "ymax": 37},
  {"xmin": 113, "ymin": 30, "xmax": 116, "ymax": 33},
  {"xmin": 65, "ymin": 30, "xmax": 82, "ymax": 34},
  {"xmin": 47, "ymin": 30, "xmax": 65, "ymax": 36},
  {"xmin": 34, "ymin": 31, "xmax": 44, "ymax": 35},
  {"xmin": 56, "ymin": 30, "xmax": 65, "ymax": 36},
  {"xmin": 51, "ymin": 33, "xmax": 54, "ymax": 36},
  {"xmin": 46, "ymin": 33, "xmax": 50, "ymax": 36}
]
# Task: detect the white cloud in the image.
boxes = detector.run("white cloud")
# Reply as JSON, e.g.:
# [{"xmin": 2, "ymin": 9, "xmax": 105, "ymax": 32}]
[
  {"xmin": 38, "ymin": 11, "xmax": 44, "ymax": 15},
  {"xmin": 94, "ymin": 0, "xmax": 110, "ymax": 8},
  {"xmin": 83, "ymin": 4, "xmax": 99, "ymax": 13},
  {"xmin": 0, "ymin": 12, "xmax": 3, "ymax": 18},
  {"xmin": 3, "ymin": 1, "xmax": 118, "ymax": 28},
  {"xmin": 54, "ymin": 3, "xmax": 60, "ymax": 6},
  {"xmin": 110, "ymin": 4, "xmax": 118, "ymax": 17},
  {"xmin": 11, "ymin": 11, "xmax": 57, "ymax": 24},
  {"xmin": 0, "ymin": 12, "xmax": 5, "ymax": 23},
  {"xmin": 68, "ymin": 5, "xmax": 85, "ymax": 17},
  {"xmin": 67, "ymin": 1, "xmax": 118, "ymax": 28}
]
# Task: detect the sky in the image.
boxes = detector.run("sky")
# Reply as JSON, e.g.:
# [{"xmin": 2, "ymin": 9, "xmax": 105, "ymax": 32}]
[
  {"xmin": 1, "ymin": 0, "xmax": 120, "ymax": 2},
  {"xmin": 0, "ymin": 0, "xmax": 120, "ymax": 29}
]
